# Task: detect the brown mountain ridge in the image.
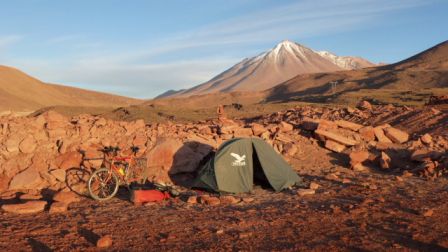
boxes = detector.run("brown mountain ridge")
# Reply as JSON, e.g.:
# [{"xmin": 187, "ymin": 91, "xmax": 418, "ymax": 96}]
[
  {"xmin": 266, "ymin": 40, "xmax": 448, "ymax": 103},
  {"xmin": 0, "ymin": 65, "xmax": 142, "ymax": 111}
]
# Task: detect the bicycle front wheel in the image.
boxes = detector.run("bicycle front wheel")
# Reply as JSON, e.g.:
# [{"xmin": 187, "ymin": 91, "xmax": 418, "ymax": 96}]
[{"xmin": 88, "ymin": 168, "xmax": 119, "ymax": 201}]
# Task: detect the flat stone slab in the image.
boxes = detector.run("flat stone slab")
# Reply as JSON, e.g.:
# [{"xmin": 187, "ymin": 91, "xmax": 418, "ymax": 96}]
[
  {"xmin": 315, "ymin": 129, "xmax": 358, "ymax": 146},
  {"xmin": 1, "ymin": 200, "xmax": 47, "ymax": 214}
]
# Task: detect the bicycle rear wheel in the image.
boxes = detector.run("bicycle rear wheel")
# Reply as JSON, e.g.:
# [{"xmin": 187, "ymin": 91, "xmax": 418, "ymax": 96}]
[{"xmin": 88, "ymin": 168, "xmax": 119, "ymax": 201}]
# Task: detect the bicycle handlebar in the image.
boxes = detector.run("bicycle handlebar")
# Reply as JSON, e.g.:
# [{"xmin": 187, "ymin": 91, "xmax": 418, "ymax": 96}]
[
  {"xmin": 101, "ymin": 146, "xmax": 121, "ymax": 154},
  {"xmin": 100, "ymin": 146, "xmax": 140, "ymax": 155}
]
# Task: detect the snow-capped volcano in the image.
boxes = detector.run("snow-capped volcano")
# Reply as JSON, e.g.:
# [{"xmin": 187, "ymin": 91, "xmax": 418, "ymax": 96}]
[{"xmin": 159, "ymin": 40, "xmax": 375, "ymax": 98}]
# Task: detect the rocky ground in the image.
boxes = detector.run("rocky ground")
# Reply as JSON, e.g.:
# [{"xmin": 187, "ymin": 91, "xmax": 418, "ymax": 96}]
[{"xmin": 0, "ymin": 101, "xmax": 447, "ymax": 251}]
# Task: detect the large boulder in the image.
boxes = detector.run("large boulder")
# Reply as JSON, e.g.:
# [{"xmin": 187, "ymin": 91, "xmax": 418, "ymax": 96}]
[
  {"xmin": 8, "ymin": 167, "xmax": 45, "ymax": 190},
  {"xmin": 171, "ymin": 141, "xmax": 212, "ymax": 174},
  {"xmin": 55, "ymin": 151, "xmax": 83, "ymax": 170},
  {"xmin": 146, "ymin": 138, "xmax": 212, "ymax": 183}
]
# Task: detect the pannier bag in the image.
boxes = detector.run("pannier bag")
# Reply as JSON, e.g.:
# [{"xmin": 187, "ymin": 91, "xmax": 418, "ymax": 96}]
[{"xmin": 130, "ymin": 189, "xmax": 170, "ymax": 203}]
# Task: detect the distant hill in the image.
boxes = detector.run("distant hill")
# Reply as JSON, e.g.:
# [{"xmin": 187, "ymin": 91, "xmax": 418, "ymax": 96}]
[
  {"xmin": 266, "ymin": 40, "xmax": 448, "ymax": 102},
  {"xmin": 0, "ymin": 65, "xmax": 142, "ymax": 111},
  {"xmin": 155, "ymin": 89, "xmax": 185, "ymax": 99},
  {"xmin": 159, "ymin": 40, "xmax": 375, "ymax": 98}
]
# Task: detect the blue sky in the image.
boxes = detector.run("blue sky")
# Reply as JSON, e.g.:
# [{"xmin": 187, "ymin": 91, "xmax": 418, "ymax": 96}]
[{"xmin": 0, "ymin": 0, "xmax": 447, "ymax": 98}]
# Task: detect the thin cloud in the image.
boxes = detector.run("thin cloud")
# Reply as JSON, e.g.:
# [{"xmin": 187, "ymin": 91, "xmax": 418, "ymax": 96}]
[{"xmin": 0, "ymin": 35, "xmax": 22, "ymax": 50}]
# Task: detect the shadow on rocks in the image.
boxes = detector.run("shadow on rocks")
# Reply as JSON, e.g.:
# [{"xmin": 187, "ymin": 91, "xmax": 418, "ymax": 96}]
[
  {"xmin": 168, "ymin": 141, "xmax": 214, "ymax": 188},
  {"xmin": 78, "ymin": 227, "xmax": 100, "ymax": 245},
  {"xmin": 27, "ymin": 238, "xmax": 52, "ymax": 252}
]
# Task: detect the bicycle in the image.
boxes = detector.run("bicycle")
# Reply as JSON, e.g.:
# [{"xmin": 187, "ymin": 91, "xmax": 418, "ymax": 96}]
[{"xmin": 87, "ymin": 146, "xmax": 147, "ymax": 201}]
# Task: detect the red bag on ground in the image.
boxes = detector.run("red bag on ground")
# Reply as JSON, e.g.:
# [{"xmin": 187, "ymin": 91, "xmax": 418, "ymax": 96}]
[{"xmin": 130, "ymin": 189, "xmax": 170, "ymax": 203}]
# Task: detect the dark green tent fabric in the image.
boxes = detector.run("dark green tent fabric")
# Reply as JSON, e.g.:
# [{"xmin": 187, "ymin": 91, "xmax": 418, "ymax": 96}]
[
  {"xmin": 215, "ymin": 138, "xmax": 254, "ymax": 193},
  {"xmin": 251, "ymin": 138, "xmax": 301, "ymax": 191},
  {"xmin": 192, "ymin": 158, "xmax": 218, "ymax": 191},
  {"xmin": 192, "ymin": 137, "xmax": 302, "ymax": 193}
]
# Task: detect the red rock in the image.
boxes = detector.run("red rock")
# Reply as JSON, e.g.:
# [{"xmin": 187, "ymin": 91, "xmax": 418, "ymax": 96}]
[
  {"xmin": 315, "ymin": 129, "xmax": 358, "ymax": 146},
  {"xmin": 9, "ymin": 168, "xmax": 44, "ymax": 190},
  {"xmin": 172, "ymin": 141, "xmax": 212, "ymax": 174},
  {"xmin": 420, "ymin": 134, "xmax": 432, "ymax": 145},
  {"xmin": 352, "ymin": 163, "xmax": 369, "ymax": 171},
  {"xmin": 1, "ymin": 200, "xmax": 47, "ymax": 214},
  {"xmin": 186, "ymin": 196, "xmax": 197, "ymax": 204},
  {"xmin": 82, "ymin": 147, "xmax": 103, "ymax": 168},
  {"xmin": 279, "ymin": 121, "xmax": 293, "ymax": 132},
  {"xmin": 283, "ymin": 143, "xmax": 298, "ymax": 156},
  {"xmin": 97, "ymin": 235, "xmax": 113, "ymax": 248},
  {"xmin": 251, "ymin": 123, "xmax": 267, "ymax": 136},
  {"xmin": 219, "ymin": 125, "xmax": 237, "ymax": 134},
  {"xmin": 373, "ymin": 127, "xmax": 392, "ymax": 143},
  {"xmin": 233, "ymin": 127, "xmax": 253, "ymax": 137},
  {"xmin": 19, "ymin": 193, "xmax": 42, "ymax": 200},
  {"xmin": 384, "ymin": 127, "xmax": 409, "ymax": 144},
  {"xmin": 56, "ymin": 151, "xmax": 82, "ymax": 170},
  {"xmin": 301, "ymin": 118, "xmax": 319, "ymax": 131},
  {"xmin": 380, "ymin": 152, "xmax": 392, "ymax": 169},
  {"xmin": 317, "ymin": 120, "xmax": 338, "ymax": 131},
  {"xmin": 411, "ymin": 149, "xmax": 443, "ymax": 162},
  {"xmin": 260, "ymin": 131, "xmax": 271, "ymax": 141},
  {"xmin": 18, "ymin": 135, "xmax": 37, "ymax": 154},
  {"xmin": 275, "ymin": 133, "xmax": 292, "ymax": 143},
  {"xmin": 206, "ymin": 197, "xmax": 221, "ymax": 206},
  {"xmin": 50, "ymin": 169, "xmax": 66, "ymax": 182},
  {"xmin": 5, "ymin": 137, "xmax": 20, "ymax": 152},
  {"xmin": 219, "ymin": 195, "xmax": 240, "ymax": 204},
  {"xmin": 325, "ymin": 140, "xmax": 346, "ymax": 153},
  {"xmin": 430, "ymin": 108, "xmax": 441, "ymax": 115},
  {"xmin": 132, "ymin": 133, "xmax": 147, "ymax": 147},
  {"xmin": 335, "ymin": 120, "xmax": 363, "ymax": 131},
  {"xmin": 357, "ymin": 100, "xmax": 372, "ymax": 110},
  {"xmin": 297, "ymin": 189, "xmax": 315, "ymax": 196},
  {"xmin": 349, "ymin": 151, "xmax": 370, "ymax": 166},
  {"xmin": 309, "ymin": 182, "xmax": 320, "ymax": 190},
  {"xmin": 0, "ymin": 175, "xmax": 10, "ymax": 192},
  {"xmin": 242, "ymin": 197, "xmax": 254, "ymax": 203},
  {"xmin": 53, "ymin": 191, "xmax": 81, "ymax": 204},
  {"xmin": 359, "ymin": 126, "xmax": 375, "ymax": 142},
  {"xmin": 93, "ymin": 117, "xmax": 106, "ymax": 127},
  {"xmin": 199, "ymin": 195, "xmax": 220, "ymax": 206},
  {"xmin": 423, "ymin": 209, "xmax": 434, "ymax": 217},
  {"xmin": 49, "ymin": 202, "xmax": 68, "ymax": 214}
]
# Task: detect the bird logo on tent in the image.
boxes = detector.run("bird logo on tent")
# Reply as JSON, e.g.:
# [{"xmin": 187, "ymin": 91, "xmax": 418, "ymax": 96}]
[{"xmin": 230, "ymin": 153, "xmax": 246, "ymax": 166}]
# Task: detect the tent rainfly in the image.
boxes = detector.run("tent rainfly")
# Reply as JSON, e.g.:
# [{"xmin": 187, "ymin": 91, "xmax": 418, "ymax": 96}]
[{"xmin": 192, "ymin": 138, "xmax": 303, "ymax": 193}]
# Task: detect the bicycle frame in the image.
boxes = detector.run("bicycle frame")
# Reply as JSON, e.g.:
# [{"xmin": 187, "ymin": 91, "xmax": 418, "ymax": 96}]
[{"xmin": 100, "ymin": 152, "xmax": 146, "ymax": 186}]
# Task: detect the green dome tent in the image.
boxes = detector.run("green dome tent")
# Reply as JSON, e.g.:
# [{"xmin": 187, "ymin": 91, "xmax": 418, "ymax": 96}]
[{"xmin": 192, "ymin": 137, "xmax": 302, "ymax": 193}]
